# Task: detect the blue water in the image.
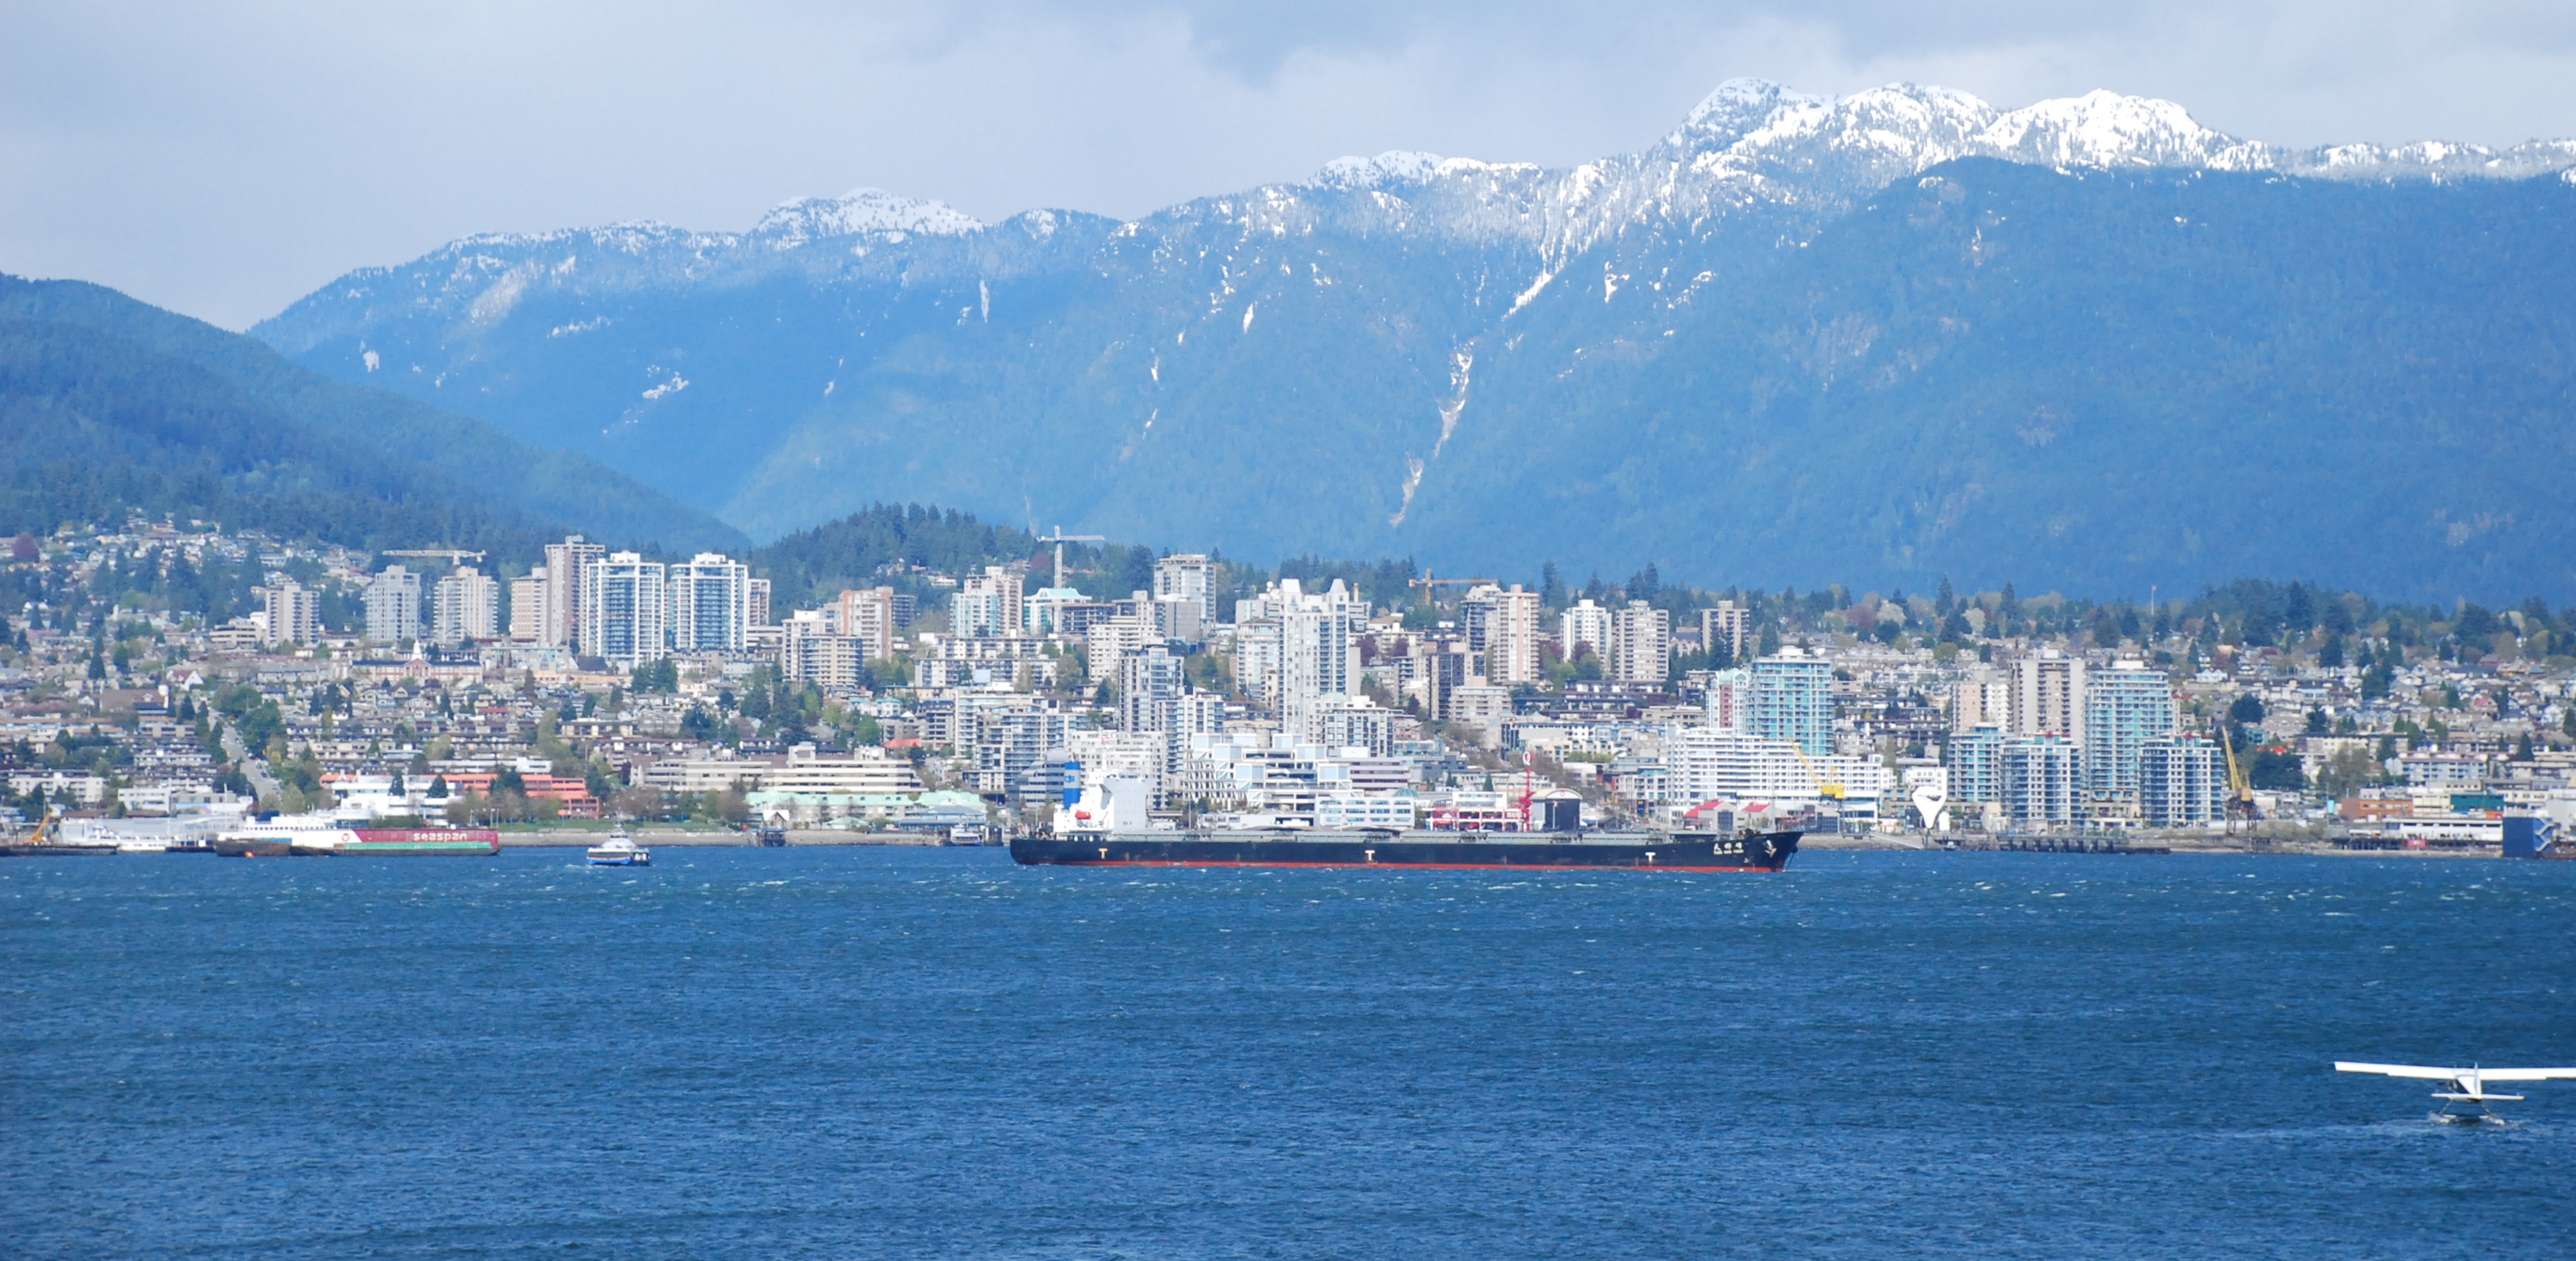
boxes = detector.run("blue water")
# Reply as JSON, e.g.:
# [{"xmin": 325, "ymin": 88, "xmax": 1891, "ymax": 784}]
[{"xmin": 5, "ymin": 849, "xmax": 2573, "ymax": 1258}]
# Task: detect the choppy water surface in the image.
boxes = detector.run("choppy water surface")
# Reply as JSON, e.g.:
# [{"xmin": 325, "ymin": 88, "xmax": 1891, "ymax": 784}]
[{"xmin": 5, "ymin": 849, "xmax": 2572, "ymax": 1258}]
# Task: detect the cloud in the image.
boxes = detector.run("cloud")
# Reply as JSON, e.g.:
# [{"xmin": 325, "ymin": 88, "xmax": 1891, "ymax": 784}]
[{"xmin": 3, "ymin": 1, "xmax": 2572, "ymax": 330}]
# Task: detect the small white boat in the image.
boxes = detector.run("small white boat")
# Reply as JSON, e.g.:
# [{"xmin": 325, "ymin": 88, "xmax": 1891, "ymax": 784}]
[{"xmin": 586, "ymin": 833, "xmax": 650, "ymax": 866}]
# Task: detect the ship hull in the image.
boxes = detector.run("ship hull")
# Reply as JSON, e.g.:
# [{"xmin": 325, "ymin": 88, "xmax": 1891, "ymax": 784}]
[
  {"xmin": 288, "ymin": 840, "xmax": 501, "ymax": 857},
  {"xmin": 1009, "ymin": 830, "xmax": 1798, "ymax": 872},
  {"xmin": 218, "ymin": 829, "xmax": 501, "ymax": 857}
]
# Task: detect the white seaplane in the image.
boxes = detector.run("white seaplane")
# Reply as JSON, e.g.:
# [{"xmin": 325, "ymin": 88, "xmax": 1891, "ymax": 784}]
[{"xmin": 2335, "ymin": 1061, "xmax": 2576, "ymax": 1124}]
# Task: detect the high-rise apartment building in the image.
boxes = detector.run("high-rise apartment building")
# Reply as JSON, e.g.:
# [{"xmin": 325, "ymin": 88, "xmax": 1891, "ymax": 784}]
[
  {"xmin": 1947, "ymin": 724, "xmax": 2007, "ymax": 803},
  {"xmin": 1613, "ymin": 600, "xmax": 1670, "ymax": 683},
  {"xmin": 580, "ymin": 552, "xmax": 667, "ymax": 667},
  {"xmin": 1461, "ymin": 586, "xmax": 1499, "ymax": 652},
  {"xmin": 543, "ymin": 536, "xmax": 605, "ymax": 648},
  {"xmin": 782, "ymin": 610, "xmax": 863, "ymax": 688},
  {"xmin": 1704, "ymin": 668, "xmax": 1751, "ymax": 733},
  {"xmin": 1118, "ymin": 643, "xmax": 1186, "ymax": 734},
  {"xmin": 430, "ymin": 567, "xmax": 499, "ymax": 646},
  {"xmin": 2000, "ymin": 735, "xmax": 2080, "ymax": 826},
  {"xmin": 2084, "ymin": 660, "xmax": 2177, "ymax": 800},
  {"xmin": 1561, "ymin": 599, "xmax": 1612, "ymax": 666},
  {"xmin": 1153, "ymin": 554, "xmax": 1214, "ymax": 624},
  {"xmin": 667, "ymin": 552, "xmax": 750, "ymax": 652},
  {"xmin": 1748, "ymin": 647, "xmax": 1833, "ymax": 757},
  {"xmin": 509, "ymin": 568, "xmax": 547, "ymax": 643},
  {"xmin": 1952, "ymin": 672, "xmax": 2010, "ymax": 731},
  {"xmin": 837, "ymin": 586, "xmax": 902, "ymax": 660},
  {"xmin": 954, "ymin": 566, "xmax": 1024, "ymax": 637},
  {"xmin": 363, "ymin": 566, "xmax": 422, "ymax": 644},
  {"xmin": 1464, "ymin": 584, "xmax": 1542, "ymax": 684},
  {"xmin": 1149, "ymin": 594, "xmax": 1204, "ymax": 643},
  {"xmin": 1231, "ymin": 618, "xmax": 1281, "ymax": 704},
  {"xmin": 2010, "ymin": 651, "xmax": 2086, "ymax": 741},
  {"xmin": 1279, "ymin": 578, "xmax": 1366, "ymax": 740},
  {"xmin": 745, "ymin": 578, "xmax": 771, "ymax": 628},
  {"xmin": 1420, "ymin": 637, "xmax": 1472, "ymax": 720},
  {"xmin": 1085, "ymin": 615, "xmax": 1155, "ymax": 683},
  {"xmin": 2138, "ymin": 736, "xmax": 2224, "ymax": 826},
  {"xmin": 1700, "ymin": 601, "xmax": 1749, "ymax": 662},
  {"xmin": 261, "ymin": 581, "xmax": 320, "ymax": 647}
]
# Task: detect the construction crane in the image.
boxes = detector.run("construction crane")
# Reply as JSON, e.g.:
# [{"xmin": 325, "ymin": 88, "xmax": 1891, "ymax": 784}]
[
  {"xmin": 1406, "ymin": 572, "xmax": 1496, "ymax": 611},
  {"xmin": 1038, "ymin": 527, "xmax": 1105, "ymax": 590},
  {"xmin": 18, "ymin": 805, "xmax": 62, "ymax": 849},
  {"xmin": 1790, "ymin": 745, "xmax": 1847, "ymax": 801},
  {"xmin": 2217, "ymin": 721, "xmax": 2260, "ymax": 830},
  {"xmin": 381, "ymin": 549, "xmax": 486, "ymax": 564},
  {"xmin": 1406, "ymin": 571, "xmax": 1495, "ymax": 593}
]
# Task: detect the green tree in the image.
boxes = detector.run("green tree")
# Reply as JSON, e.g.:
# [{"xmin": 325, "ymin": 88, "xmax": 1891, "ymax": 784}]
[
  {"xmin": 2249, "ymin": 746, "xmax": 2305, "ymax": 792},
  {"xmin": 2314, "ymin": 745, "xmax": 2378, "ymax": 801}
]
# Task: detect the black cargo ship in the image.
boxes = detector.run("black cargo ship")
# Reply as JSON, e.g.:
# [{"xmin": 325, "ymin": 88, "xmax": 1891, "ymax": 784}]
[{"xmin": 1009, "ymin": 828, "xmax": 1799, "ymax": 872}]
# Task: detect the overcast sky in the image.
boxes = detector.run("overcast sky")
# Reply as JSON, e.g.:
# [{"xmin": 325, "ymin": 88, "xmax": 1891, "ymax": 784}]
[{"xmin": 5, "ymin": 0, "xmax": 2572, "ymax": 330}]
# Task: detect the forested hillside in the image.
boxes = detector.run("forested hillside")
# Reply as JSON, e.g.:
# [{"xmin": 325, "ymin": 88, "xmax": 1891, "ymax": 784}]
[{"xmin": 0, "ymin": 275, "xmax": 745, "ymax": 560}]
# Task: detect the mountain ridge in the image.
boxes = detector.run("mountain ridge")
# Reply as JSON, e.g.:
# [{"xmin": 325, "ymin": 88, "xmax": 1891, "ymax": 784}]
[{"xmin": 248, "ymin": 79, "xmax": 2576, "ymax": 601}]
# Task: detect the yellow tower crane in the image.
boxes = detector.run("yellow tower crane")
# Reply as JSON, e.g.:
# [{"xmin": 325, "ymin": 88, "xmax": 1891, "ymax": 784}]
[{"xmin": 2216, "ymin": 721, "xmax": 2260, "ymax": 830}]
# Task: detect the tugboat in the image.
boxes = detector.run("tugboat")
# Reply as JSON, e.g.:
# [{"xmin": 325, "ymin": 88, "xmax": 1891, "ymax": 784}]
[{"xmin": 586, "ymin": 831, "xmax": 650, "ymax": 866}]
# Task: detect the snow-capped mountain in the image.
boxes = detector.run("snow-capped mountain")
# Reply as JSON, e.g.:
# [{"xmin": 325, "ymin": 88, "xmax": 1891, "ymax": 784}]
[
  {"xmin": 253, "ymin": 80, "xmax": 2576, "ymax": 601},
  {"xmin": 750, "ymin": 187, "xmax": 984, "ymax": 248}
]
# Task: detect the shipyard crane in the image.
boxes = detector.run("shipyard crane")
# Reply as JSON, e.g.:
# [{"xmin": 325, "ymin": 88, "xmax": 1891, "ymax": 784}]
[
  {"xmin": 2336, "ymin": 1061, "xmax": 2576, "ymax": 1124},
  {"xmin": 12, "ymin": 805, "xmax": 63, "ymax": 850},
  {"xmin": 1789, "ymin": 746, "xmax": 1847, "ymax": 801},
  {"xmin": 2216, "ymin": 720, "xmax": 2259, "ymax": 830},
  {"xmin": 1038, "ymin": 527, "xmax": 1105, "ymax": 590}
]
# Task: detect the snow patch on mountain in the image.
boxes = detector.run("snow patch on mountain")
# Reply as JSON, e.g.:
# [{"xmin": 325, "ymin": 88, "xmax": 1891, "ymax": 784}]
[
  {"xmin": 1982, "ymin": 91, "xmax": 2267, "ymax": 170},
  {"xmin": 1314, "ymin": 151, "xmax": 1445, "ymax": 190},
  {"xmin": 1677, "ymin": 78, "xmax": 1828, "ymax": 145},
  {"xmin": 752, "ymin": 188, "xmax": 982, "ymax": 247}
]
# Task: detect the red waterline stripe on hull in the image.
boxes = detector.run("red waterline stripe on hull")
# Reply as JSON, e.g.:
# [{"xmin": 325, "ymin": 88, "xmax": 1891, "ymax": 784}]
[{"xmin": 1026, "ymin": 860, "xmax": 1782, "ymax": 872}]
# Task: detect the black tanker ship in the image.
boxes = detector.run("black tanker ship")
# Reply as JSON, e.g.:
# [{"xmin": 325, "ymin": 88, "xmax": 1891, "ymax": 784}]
[{"xmin": 1010, "ymin": 827, "xmax": 1799, "ymax": 872}]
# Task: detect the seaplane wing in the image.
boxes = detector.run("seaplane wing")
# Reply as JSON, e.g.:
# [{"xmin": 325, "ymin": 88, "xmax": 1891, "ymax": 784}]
[
  {"xmin": 2335, "ymin": 1062, "xmax": 2470, "ymax": 1080},
  {"xmin": 2337, "ymin": 1063, "xmax": 2576, "ymax": 1083}
]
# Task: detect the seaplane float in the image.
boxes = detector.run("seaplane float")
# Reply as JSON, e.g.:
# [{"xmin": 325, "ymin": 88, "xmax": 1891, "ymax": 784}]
[{"xmin": 2335, "ymin": 1061, "xmax": 2576, "ymax": 1124}]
